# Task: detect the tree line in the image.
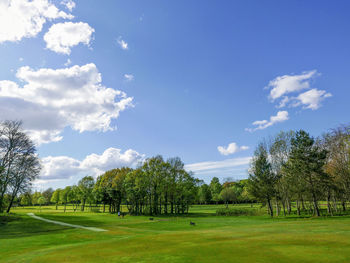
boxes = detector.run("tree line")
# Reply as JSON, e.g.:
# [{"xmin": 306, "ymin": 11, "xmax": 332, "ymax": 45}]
[
  {"xmin": 248, "ymin": 125, "xmax": 350, "ymax": 217},
  {"xmin": 14, "ymin": 164, "xmax": 256, "ymax": 215}
]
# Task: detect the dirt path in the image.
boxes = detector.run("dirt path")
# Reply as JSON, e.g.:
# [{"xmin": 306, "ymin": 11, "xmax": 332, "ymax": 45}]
[{"xmin": 27, "ymin": 213, "xmax": 107, "ymax": 232}]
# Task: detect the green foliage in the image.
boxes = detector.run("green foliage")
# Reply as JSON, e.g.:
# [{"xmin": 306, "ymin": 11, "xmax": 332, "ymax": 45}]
[
  {"xmin": 198, "ymin": 184, "xmax": 212, "ymax": 204},
  {"xmin": 216, "ymin": 207, "xmax": 261, "ymax": 216},
  {"xmin": 248, "ymin": 142, "xmax": 277, "ymax": 216},
  {"xmin": 210, "ymin": 177, "xmax": 222, "ymax": 203}
]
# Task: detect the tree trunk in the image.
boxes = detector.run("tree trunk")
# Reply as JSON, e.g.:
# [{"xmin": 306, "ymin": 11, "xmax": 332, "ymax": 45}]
[
  {"xmin": 296, "ymin": 200, "xmax": 301, "ymax": 216},
  {"xmin": 327, "ymin": 194, "xmax": 333, "ymax": 215},
  {"xmin": 301, "ymin": 197, "xmax": 306, "ymax": 211},
  {"xmin": 282, "ymin": 200, "xmax": 286, "ymax": 216},
  {"xmin": 164, "ymin": 192, "xmax": 168, "ymax": 214},
  {"xmin": 332, "ymin": 196, "xmax": 338, "ymax": 212},
  {"xmin": 81, "ymin": 199, "xmax": 86, "ymax": 211},
  {"xmin": 312, "ymin": 193, "xmax": 320, "ymax": 216},
  {"xmin": 6, "ymin": 193, "xmax": 17, "ymax": 213},
  {"xmin": 342, "ymin": 201, "xmax": 346, "ymax": 211},
  {"xmin": 275, "ymin": 198, "xmax": 279, "ymax": 217},
  {"xmin": 267, "ymin": 199, "xmax": 273, "ymax": 217}
]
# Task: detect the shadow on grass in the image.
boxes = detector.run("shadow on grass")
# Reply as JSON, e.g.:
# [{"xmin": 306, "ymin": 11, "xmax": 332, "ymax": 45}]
[{"xmin": 0, "ymin": 213, "xmax": 73, "ymax": 239}]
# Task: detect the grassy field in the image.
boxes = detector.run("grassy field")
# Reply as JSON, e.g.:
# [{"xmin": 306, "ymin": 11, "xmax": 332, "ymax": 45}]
[{"xmin": 1, "ymin": 204, "xmax": 350, "ymax": 263}]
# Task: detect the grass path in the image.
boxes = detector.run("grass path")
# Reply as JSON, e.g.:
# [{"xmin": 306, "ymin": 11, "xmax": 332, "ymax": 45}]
[{"xmin": 27, "ymin": 213, "xmax": 107, "ymax": 232}]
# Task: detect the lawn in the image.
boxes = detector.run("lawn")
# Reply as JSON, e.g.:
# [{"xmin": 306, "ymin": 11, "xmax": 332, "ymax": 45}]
[{"xmin": 1, "ymin": 204, "xmax": 350, "ymax": 263}]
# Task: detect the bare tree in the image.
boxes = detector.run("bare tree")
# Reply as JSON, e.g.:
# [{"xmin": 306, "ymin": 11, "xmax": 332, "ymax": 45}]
[{"xmin": 0, "ymin": 120, "xmax": 41, "ymax": 212}]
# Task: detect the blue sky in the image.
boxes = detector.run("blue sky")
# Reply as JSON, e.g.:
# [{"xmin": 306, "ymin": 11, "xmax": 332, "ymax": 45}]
[{"xmin": 0, "ymin": 0, "xmax": 349, "ymax": 189}]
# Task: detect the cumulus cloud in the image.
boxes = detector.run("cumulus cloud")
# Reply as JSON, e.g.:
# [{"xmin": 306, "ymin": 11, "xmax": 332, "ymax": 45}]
[
  {"xmin": 117, "ymin": 37, "xmax": 128, "ymax": 50},
  {"xmin": 44, "ymin": 22, "xmax": 95, "ymax": 54},
  {"xmin": 245, "ymin": 111, "xmax": 289, "ymax": 132},
  {"xmin": 0, "ymin": 63, "xmax": 133, "ymax": 145},
  {"xmin": 266, "ymin": 70, "xmax": 332, "ymax": 111},
  {"xmin": 294, "ymin": 89, "xmax": 332, "ymax": 110},
  {"xmin": 39, "ymin": 147, "xmax": 144, "ymax": 183},
  {"xmin": 124, "ymin": 74, "xmax": 134, "ymax": 81},
  {"xmin": 267, "ymin": 70, "xmax": 317, "ymax": 100},
  {"xmin": 217, "ymin": 142, "xmax": 249, "ymax": 156},
  {"xmin": 0, "ymin": 0, "xmax": 73, "ymax": 43}
]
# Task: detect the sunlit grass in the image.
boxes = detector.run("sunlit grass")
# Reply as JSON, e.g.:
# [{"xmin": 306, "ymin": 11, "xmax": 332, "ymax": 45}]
[{"xmin": 2, "ymin": 204, "xmax": 350, "ymax": 262}]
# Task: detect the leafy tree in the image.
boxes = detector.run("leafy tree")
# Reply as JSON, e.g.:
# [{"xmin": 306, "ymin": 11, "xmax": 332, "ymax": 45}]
[
  {"xmin": 60, "ymin": 186, "xmax": 72, "ymax": 212},
  {"xmin": 38, "ymin": 196, "xmax": 46, "ymax": 212},
  {"xmin": 220, "ymin": 187, "xmax": 235, "ymax": 208},
  {"xmin": 42, "ymin": 188, "xmax": 54, "ymax": 205},
  {"xmin": 248, "ymin": 142, "xmax": 276, "ymax": 217},
  {"xmin": 78, "ymin": 176, "xmax": 95, "ymax": 211},
  {"xmin": 283, "ymin": 130, "xmax": 328, "ymax": 216},
  {"xmin": 51, "ymin": 189, "xmax": 61, "ymax": 210},
  {"xmin": 210, "ymin": 177, "xmax": 222, "ymax": 204},
  {"xmin": 32, "ymin": 192, "xmax": 42, "ymax": 205},
  {"xmin": 198, "ymin": 184, "xmax": 212, "ymax": 204},
  {"xmin": 20, "ymin": 191, "xmax": 32, "ymax": 206}
]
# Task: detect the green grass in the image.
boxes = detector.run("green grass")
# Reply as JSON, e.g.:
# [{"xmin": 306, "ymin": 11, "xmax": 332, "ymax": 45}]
[{"xmin": 2, "ymin": 204, "xmax": 350, "ymax": 262}]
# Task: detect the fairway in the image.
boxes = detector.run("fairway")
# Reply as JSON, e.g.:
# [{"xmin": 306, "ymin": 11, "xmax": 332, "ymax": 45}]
[{"xmin": 2, "ymin": 205, "xmax": 350, "ymax": 263}]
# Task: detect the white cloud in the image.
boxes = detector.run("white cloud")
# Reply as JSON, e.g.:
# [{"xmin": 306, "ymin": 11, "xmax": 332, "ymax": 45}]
[
  {"xmin": 64, "ymin": 58, "xmax": 72, "ymax": 66},
  {"xmin": 40, "ymin": 156, "xmax": 82, "ymax": 180},
  {"xmin": 39, "ymin": 147, "xmax": 144, "ymax": 183},
  {"xmin": 61, "ymin": 0, "xmax": 75, "ymax": 12},
  {"xmin": 185, "ymin": 157, "xmax": 251, "ymax": 176},
  {"xmin": 0, "ymin": 0, "xmax": 73, "ymax": 43},
  {"xmin": 246, "ymin": 111, "xmax": 289, "ymax": 132},
  {"xmin": 117, "ymin": 37, "xmax": 128, "ymax": 50},
  {"xmin": 44, "ymin": 22, "xmax": 94, "ymax": 54},
  {"xmin": 267, "ymin": 70, "xmax": 317, "ymax": 100},
  {"xmin": 217, "ymin": 142, "xmax": 249, "ymax": 156},
  {"xmin": 124, "ymin": 74, "xmax": 134, "ymax": 81},
  {"xmin": 0, "ymin": 63, "xmax": 133, "ymax": 145},
  {"xmin": 294, "ymin": 88, "xmax": 332, "ymax": 110}
]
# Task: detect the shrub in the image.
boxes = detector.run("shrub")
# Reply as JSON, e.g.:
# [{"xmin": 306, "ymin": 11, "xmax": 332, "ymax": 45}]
[{"xmin": 216, "ymin": 208, "xmax": 261, "ymax": 216}]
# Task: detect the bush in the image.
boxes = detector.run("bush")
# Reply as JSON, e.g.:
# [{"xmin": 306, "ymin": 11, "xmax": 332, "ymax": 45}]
[
  {"xmin": 90, "ymin": 207, "xmax": 101, "ymax": 213},
  {"xmin": 216, "ymin": 208, "xmax": 261, "ymax": 216}
]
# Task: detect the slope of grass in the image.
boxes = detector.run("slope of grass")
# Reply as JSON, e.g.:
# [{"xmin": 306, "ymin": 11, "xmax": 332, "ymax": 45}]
[{"xmin": 1, "ymin": 205, "xmax": 350, "ymax": 262}]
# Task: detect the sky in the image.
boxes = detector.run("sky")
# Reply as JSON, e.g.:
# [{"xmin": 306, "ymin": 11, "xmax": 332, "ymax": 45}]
[{"xmin": 0, "ymin": 0, "xmax": 349, "ymax": 190}]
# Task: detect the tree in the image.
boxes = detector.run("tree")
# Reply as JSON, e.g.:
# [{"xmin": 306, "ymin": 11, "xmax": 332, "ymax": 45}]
[
  {"xmin": 32, "ymin": 192, "xmax": 42, "ymax": 205},
  {"xmin": 323, "ymin": 125, "xmax": 350, "ymax": 213},
  {"xmin": 42, "ymin": 188, "xmax": 54, "ymax": 205},
  {"xmin": 269, "ymin": 131, "xmax": 294, "ymax": 216},
  {"xmin": 283, "ymin": 130, "xmax": 329, "ymax": 216},
  {"xmin": 248, "ymin": 142, "xmax": 276, "ymax": 217},
  {"xmin": 51, "ymin": 189, "xmax": 61, "ymax": 210},
  {"xmin": 38, "ymin": 196, "xmax": 46, "ymax": 212},
  {"xmin": 6, "ymin": 154, "xmax": 40, "ymax": 213},
  {"xmin": 198, "ymin": 184, "xmax": 212, "ymax": 204},
  {"xmin": 0, "ymin": 120, "xmax": 40, "ymax": 212},
  {"xmin": 60, "ymin": 186, "xmax": 72, "ymax": 212},
  {"xmin": 220, "ymin": 187, "xmax": 235, "ymax": 208},
  {"xmin": 78, "ymin": 176, "xmax": 95, "ymax": 211},
  {"xmin": 20, "ymin": 191, "xmax": 32, "ymax": 206},
  {"xmin": 210, "ymin": 177, "xmax": 222, "ymax": 204}
]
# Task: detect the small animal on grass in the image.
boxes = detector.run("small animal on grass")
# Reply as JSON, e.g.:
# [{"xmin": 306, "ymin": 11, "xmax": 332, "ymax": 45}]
[
  {"xmin": 149, "ymin": 217, "xmax": 154, "ymax": 221},
  {"xmin": 190, "ymin": 221, "xmax": 196, "ymax": 226}
]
